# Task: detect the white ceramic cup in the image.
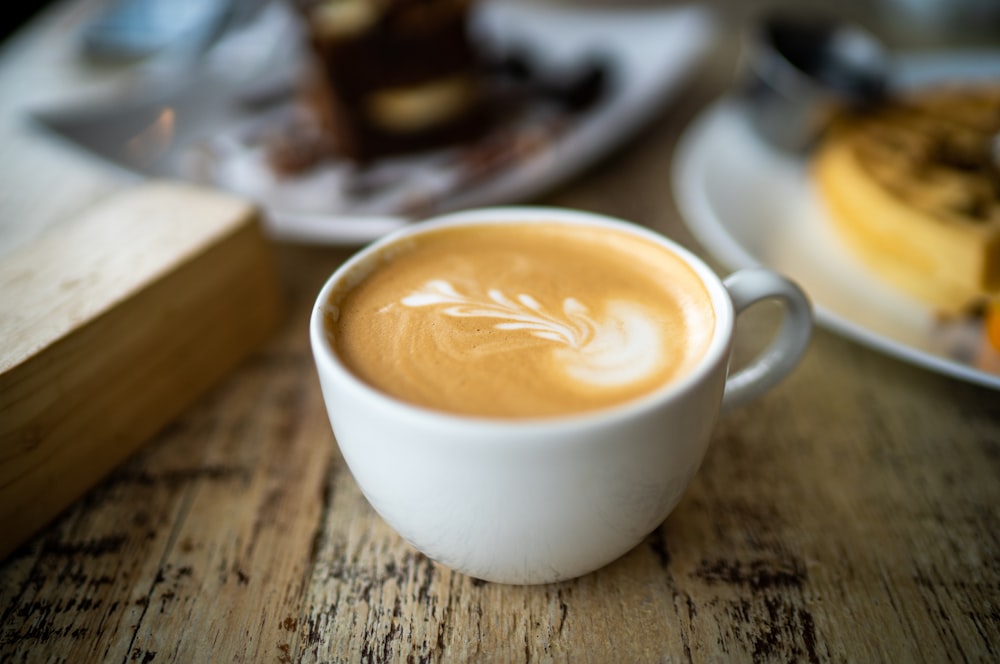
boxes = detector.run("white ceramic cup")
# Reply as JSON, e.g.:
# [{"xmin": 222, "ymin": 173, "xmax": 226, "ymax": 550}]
[{"xmin": 310, "ymin": 207, "xmax": 812, "ymax": 585}]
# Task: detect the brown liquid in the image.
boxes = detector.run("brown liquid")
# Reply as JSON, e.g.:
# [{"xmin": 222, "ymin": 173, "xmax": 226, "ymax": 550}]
[{"xmin": 324, "ymin": 222, "xmax": 715, "ymax": 418}]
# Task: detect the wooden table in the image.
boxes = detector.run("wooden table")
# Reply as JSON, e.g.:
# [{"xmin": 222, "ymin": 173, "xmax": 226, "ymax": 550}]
[{"xmin": 2, "ymin": 1, "xmax": 998, "ymax": 661}]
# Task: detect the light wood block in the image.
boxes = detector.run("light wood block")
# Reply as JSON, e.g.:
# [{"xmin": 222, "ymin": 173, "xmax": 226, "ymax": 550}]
[{"xmin": 0, "ymin": 181, "xmax": 285, "ymax": 559}]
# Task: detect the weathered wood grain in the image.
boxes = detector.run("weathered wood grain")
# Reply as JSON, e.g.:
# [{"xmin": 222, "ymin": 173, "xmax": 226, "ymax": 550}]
[{"xmin": 2, "ymin": 239, "xmax": 997, "ymax": 663}]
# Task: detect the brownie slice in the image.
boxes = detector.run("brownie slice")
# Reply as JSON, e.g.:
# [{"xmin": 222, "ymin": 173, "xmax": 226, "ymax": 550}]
[{"xmin": 293, "ymin": 0, "xmax": 492, "ymax": 161}]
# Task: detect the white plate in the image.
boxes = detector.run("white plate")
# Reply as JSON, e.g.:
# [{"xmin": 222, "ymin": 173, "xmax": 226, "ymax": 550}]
[
  {"xmin": 32, "ymin": 0, "xmax": 717, "ymax": 245},
  {"xmin": 672, "ymin": 51, "xmax": 1000, "ymax": 390}
]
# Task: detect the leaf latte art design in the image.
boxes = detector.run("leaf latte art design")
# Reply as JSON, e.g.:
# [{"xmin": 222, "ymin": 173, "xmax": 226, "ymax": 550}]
[{"xmin": 400, "ymin": 280, "xmax": 665, "ymax": 388}]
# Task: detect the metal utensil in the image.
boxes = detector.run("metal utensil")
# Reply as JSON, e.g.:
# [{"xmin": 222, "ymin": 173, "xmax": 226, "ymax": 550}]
[{"xmin": 738, "ymin": 11, "xmax": 891, "ymax": 154}]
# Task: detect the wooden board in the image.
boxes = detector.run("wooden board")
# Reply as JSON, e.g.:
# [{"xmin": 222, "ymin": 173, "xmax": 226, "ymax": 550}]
[{"xmin": 0, "ymin": 181, "xmax": 285, "ymax": 559}]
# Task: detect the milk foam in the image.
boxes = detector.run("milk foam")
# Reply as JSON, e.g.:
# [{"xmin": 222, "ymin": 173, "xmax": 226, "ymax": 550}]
[
  {"xmin": 329, "ymin": 222, "xmax": 716, "ymax": 418},
  {"xmin": 401, "ymin": 280, "xmax": 664, "ymax": 388}
]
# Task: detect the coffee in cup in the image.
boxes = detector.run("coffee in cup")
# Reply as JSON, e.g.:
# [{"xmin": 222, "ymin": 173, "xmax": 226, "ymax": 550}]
[
  {"xmin": 324, "ymin": 221, "xmax": 716, "ymax": 418},
  {"xmin": 311, "ymin": 207, "xmax": 812, "ymax": 584}
]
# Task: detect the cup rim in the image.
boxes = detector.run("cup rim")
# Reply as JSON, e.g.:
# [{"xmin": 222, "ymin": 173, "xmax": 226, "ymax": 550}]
[{"xmin": 309, "ymin": 206, "xmax": 736, "ymax": 433}]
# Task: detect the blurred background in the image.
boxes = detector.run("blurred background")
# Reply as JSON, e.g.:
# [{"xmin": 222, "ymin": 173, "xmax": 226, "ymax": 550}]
[
  {"xmin": 0, "ymin": 0, "xmax": 994, "ymax": 121},
  {"xmin": 1, "ymin": 3, "xmax": 52, "ymax": 43},
  {"xmin": 3, "ymin": 0, "xmax": 998, "ymax": 51}
]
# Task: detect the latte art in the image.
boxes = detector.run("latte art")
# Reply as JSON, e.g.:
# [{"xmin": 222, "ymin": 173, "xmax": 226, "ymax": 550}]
[
  {"xmin": 556, "ymin": 301, "xmax": 664, "ymax": 387},
  {"xmin": 327, "ymin": 222, "xmax": 716, "ymax": 418},
  {"xmin": 399, "ymin": 280, "xmax": 664, "ymax": 388}
]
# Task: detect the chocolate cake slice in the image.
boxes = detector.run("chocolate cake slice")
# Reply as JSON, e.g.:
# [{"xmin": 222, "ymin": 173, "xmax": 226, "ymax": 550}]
[{"xmin": 293, "ymin": 0, "xmax": 492, "ymax": 161}]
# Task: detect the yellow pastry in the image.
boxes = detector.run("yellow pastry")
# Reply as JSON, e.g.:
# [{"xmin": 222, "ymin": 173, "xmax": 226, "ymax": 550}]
[{"xmin": 812, "ymin": 83, "xmax": 1000, "ymax": 316}]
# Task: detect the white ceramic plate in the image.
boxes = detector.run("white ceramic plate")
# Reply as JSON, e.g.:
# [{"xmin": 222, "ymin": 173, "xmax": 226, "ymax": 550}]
[
  {"xmin": 32, "ymin": 0, "xmax": 717, "ymax": 245},
  {"xmin": 672, "ymin": 51, "xmax": 1000, "ymax": 390}
]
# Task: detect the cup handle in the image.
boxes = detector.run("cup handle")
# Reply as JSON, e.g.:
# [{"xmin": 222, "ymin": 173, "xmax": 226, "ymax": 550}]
[{"xmin": 721, "ymin": 268, "xmax": 813, "ymax": 411}]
